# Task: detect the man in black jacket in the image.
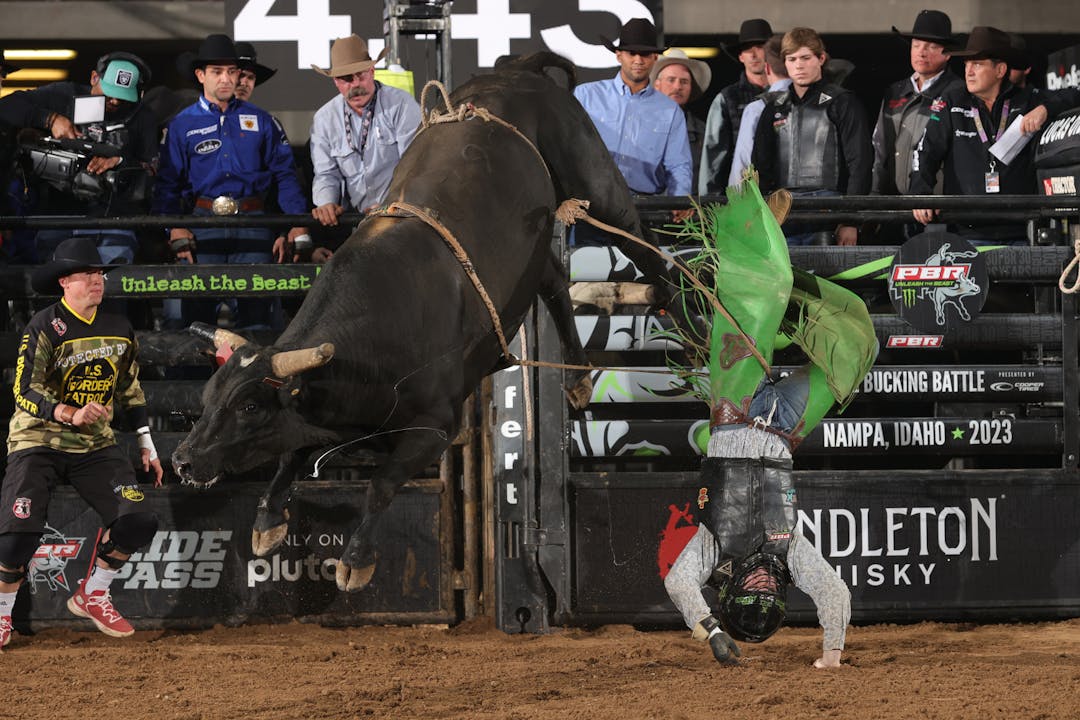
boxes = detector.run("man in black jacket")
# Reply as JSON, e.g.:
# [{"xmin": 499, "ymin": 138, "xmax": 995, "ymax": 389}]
[
  {"xmin": 0, "ymin": 52, "xmax": 156, "ymax": 263},
  {"xmin": 909, "ymin": 27, "xmax": 1080, "ymax": 245},
  {"xmin": 752, "ymin": 27, "xmax": 872, "ymax": 246},
  {"xmin": 873, "ymin": 10, "xmax": 963, "ymax": 196}
]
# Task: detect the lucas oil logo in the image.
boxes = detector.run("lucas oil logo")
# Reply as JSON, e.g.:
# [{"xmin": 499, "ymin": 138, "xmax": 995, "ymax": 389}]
[{"xmin": 888, "ymin": 232, "xmax": 988, "ymax": 334}]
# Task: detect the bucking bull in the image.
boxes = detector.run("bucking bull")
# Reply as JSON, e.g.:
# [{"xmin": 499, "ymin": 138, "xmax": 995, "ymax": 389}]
[{"xmin": 171, "ymin": 53, "xmax": 676, "ymax": 591}]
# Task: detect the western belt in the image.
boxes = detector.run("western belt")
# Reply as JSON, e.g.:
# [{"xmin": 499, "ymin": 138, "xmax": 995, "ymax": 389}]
[{"xmin": 195, "ymin": 195, "xmax": 264, "ymax": 215}]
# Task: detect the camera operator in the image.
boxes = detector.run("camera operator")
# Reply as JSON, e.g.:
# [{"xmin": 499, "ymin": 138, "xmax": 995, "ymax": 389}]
[{"xmin": 0, "ymin": 52, "xmax": 157, "ymax": 265}]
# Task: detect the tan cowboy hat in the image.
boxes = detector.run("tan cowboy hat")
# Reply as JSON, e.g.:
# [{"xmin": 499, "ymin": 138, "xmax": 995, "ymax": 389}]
[
  {"xmin": 650, "ymin": 48, "xmax": 712, "ymax": 101},
  {"xmin": 312, "ymin": 35, "xmax": 388, "ymax": 77}
]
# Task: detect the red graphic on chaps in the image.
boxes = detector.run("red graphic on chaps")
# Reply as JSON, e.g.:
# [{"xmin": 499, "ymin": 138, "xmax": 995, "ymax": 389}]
[
  {"xmin": 717, "ymin": 332, "xmax": 755, "ymax": 369},
  {"xmin": 657, "ymin": 503, "xmax": 700, "ymax": 580}
]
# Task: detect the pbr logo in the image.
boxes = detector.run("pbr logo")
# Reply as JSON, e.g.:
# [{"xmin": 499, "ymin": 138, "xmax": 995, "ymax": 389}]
[
  {"xmin": 28, "ymin": 524, "xmax": 86, "ymax": 594},
  {"xmin": 888, "ymin": 232, "xmax": 988, "ymax": 335},
  {"xmin": 886, "ymin": 335, "xmax": 944, "ymax": 349}
]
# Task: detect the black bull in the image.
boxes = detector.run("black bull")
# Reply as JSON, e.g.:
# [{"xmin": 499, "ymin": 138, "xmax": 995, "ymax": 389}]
[{"xmin": 171, "ymin": 53, "xmax": 675, "ymax": 592}]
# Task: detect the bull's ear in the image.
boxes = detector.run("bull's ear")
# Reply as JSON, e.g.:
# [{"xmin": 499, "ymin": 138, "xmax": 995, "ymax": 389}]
[{"xmin": 270, "ymin": 343, "xmax": 335, "ymax": 378}]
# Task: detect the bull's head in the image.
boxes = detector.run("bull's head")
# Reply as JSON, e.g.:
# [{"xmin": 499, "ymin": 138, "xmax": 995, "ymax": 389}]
[{"xmin": 172, "ymin": 324, "xmax": 338, "ymax": 489}]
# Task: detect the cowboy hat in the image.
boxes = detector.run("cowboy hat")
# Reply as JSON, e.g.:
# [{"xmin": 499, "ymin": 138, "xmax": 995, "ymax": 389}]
[
  {"xmin": 235, "ymin": 41, "xmax": 277, "ymax": 85},
  {"xmin": 0, "ymin": 48, "xmax": 19, "ymax": 78},
  {"xmin": 951, "ymin": 26, "xmax": 1027, "ymax": 68},
  {"xmin": 311, "ymin": 35, "xmax": 388, "ymax": 77},
  {"xmin": 892, "ymin": 10, "xmax": 956, "ymax": 46},
  {"xmin": 650, "ymin": 49, "xmax": 712, "ymax": 101},
  {"xmin": 31, "ymin": 237, "xmax": 111, "ymax": 295},
  {"xmin": 722, "ymin": 19, "xmax": 773, "ymax": 61},
  {"xmin": 179, "ymin": 34, "xmax": 240, "ymax": 84},
  {"xmin": 600, "ymin": 18, "xmax": 666, "ymax": 55}
]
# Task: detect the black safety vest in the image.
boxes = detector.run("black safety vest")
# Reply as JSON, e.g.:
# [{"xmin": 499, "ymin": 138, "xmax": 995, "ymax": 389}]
[{"xmin": 763, "ymin": 83, "xmax": 844, "ymax": 191}]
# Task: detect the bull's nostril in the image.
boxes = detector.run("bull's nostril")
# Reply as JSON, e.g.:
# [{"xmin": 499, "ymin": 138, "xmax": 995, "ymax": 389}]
[{"xmin": 174, "ymin": 461, "xmax": 192, "ymax": 477}]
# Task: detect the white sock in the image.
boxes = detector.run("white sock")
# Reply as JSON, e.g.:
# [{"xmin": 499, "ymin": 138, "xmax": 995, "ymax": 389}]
[
  {"xmin": 0, "ymin": 591, "xmax": 16, "ymax": 617},
  {"xmin": 83, "ymin": 565, "xmax": 120, "ymax": 596}
]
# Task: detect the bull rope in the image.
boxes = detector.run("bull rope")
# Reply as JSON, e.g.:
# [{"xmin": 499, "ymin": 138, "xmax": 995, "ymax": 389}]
[
  {"xmin": 1059, "ymin": 230, "xmax": 1080, "ymax": 294},
  {"xmin": 390, "ymin": 81, "xmax": 768, "ymax": 376}
]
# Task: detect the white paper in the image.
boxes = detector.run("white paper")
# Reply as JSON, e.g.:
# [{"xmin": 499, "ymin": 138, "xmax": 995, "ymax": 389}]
[{"xmin": 988, "ymin": 114, "xmax": 1032, "ymax": 166}]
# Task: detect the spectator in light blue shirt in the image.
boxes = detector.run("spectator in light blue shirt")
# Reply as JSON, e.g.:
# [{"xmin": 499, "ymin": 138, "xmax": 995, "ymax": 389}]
[
  {"xmin": 309, "ymin": 35, "xmax": 421, "ymax": 236},
  {"xmin": 573, "ymin": 18, "xmax": 693, "ymax": 203},
  {"xmin": 728, "ymin": 34, "xmax": 791, "ymax": 187}
]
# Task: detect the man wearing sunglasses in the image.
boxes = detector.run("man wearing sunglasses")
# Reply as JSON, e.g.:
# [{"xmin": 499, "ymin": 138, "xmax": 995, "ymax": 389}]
[{"xmin": 309, "ymin": 35, "xmax": 421, "ymax": 239}]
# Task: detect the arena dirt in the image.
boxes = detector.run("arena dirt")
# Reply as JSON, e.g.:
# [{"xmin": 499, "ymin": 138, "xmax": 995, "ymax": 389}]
[{"xmin": 7, "ymin": 617, "xmax": 1079, "ymax": 719}]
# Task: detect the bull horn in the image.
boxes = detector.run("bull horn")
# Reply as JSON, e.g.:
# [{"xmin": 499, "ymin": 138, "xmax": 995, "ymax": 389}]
[
  {"xmin": 270, "ymin": 343, "xmax": 335, "ymax": 378},
  {"xmin": 189, "ymin": 322, "xmax": 249, "ymax": 351}
]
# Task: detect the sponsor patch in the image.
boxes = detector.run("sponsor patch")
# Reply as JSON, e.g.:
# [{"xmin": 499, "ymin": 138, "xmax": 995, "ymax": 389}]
[
  {"xmin": 120, "ymin": 486, "xmax": 145, "ymax": 502},
  {"xmin": 51, "ymin": 317, "xmax": 67, "ymax": 336},
  {"xmin": 114, "ymin": 69, "xmax": 134, "ymax": 88},
  {"xmin": 185, "ymin": 124, "xmax": 217, "ymax": 137},
  {"xmin": 13, "ymin": 497, "xmax": 31, "ymax": 519},
  {"xmin": 930, "ymin": 99, "xmax": 946, "ymax": 112},
  {"xmin": 195, "ymin": 138, "xmax": 221, "ymax": 155},
  {"xmin": 697, "ymin": 487, "xmax": 709, "ymax": 509},
  {"xmin": 772, "ymin": 117, "xmax": 787, "ymax": 130},
  {"xmin": 239, "ymin": 114, "xmax": 259, "ymax": 131},
  {"xmin": 1043, "ymin": 176, "xmax": 1077, "ymax": 195},
  {"xmin": 818, "ymin": 92, "xmax": 832, "ymax": 104}
]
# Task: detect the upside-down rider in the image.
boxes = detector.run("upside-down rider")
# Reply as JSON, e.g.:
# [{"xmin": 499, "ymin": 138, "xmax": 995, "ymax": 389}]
[{"xmin": 662, "ymin": 174, "xmax": 878, "ymax": 667}]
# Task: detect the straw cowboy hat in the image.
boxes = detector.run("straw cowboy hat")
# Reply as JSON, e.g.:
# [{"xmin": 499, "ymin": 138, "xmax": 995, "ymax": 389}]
[
  {"xmin": 892, "ymin": 9, "xmax": 956, "ymax": 47},
  {"xmin": 951, "ymin": 26, "xmax": 1028, "ymax": 68},
  {"xmin": 235, "ymin": 41, "xmax": 277, "ymax": 85},
  {"xmin": 650, "ymin": 49, "xmax": 712, "ymax": 101},
  {"xmin": 31, "ymin": 237, "xmax": 111, "ymax": 295},
  {"xmin": 312, "ymin": 35, "xmax": 388, "ymax": 77},
  {"xmin": 600, "ymin": 18, "xmax": 666, "ymax": 55}
]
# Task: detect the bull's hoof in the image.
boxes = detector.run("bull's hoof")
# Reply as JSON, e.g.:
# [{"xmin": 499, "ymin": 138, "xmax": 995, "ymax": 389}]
[
  {"xmin": 335, "ymin": 557, "xmax": 376, "ymax": 592},
  {"xmin": 565, "ymin": 374, "xmax": 593, "ymax": 410},
  {"xmin": 252, "ymin": 523, "xmax": 288, "ymax": 556}
]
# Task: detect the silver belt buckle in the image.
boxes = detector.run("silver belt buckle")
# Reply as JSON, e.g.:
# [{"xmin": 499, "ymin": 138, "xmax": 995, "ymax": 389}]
[{"xmin": 211, "ymin": 195, "xmax": 239, "ymax": 216}]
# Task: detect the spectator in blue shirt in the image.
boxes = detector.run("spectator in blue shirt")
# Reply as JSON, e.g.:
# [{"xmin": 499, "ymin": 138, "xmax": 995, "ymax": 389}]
[
  {"xmin": 574, "ymin": 18, "xmax": 692, "ymax": 200},
  {"xmin": 154, "ymin": 35, "xmax": 308, "ymax": 329}
]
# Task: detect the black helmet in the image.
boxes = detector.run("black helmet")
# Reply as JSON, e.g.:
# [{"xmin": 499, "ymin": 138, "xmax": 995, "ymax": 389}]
[{"xmin": 717, "ymin": 551, "xmax": 790, "ymax": 643}]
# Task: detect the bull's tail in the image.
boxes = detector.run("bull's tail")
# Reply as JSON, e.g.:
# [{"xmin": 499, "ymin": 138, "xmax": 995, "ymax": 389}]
[{"xmin": 495, "ymin": 51, "xmax": 577, "ymax": 89}]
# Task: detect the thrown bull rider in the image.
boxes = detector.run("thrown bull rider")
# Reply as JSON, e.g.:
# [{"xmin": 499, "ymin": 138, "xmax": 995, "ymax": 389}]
[{"xmin": 662, "ymin": 176, "xmax": 878, "ymax": 667}]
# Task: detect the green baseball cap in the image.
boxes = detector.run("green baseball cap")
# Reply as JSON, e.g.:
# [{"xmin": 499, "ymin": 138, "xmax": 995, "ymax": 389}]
[{"xmin": 100, "ymin": 59, "xmax": 141, "ymax": 102}]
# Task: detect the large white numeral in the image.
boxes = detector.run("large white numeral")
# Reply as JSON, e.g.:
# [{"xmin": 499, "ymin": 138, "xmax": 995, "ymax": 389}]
[
  {"xmin": 540, "ymin": 0, "xmax": 655, "ymax": 68},
  {"xmin": 233, "ymin": 0, "xmax": 352, "ymax": 69}
]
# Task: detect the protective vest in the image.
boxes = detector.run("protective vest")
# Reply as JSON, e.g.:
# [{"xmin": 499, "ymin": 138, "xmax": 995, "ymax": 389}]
[
  {"xmin": 764, "ymin": 84, "xmax": 843, "ymax": 191},
  {"xmin": 699, "ymin": 456, "xmax": 796, "ymax": 581}
]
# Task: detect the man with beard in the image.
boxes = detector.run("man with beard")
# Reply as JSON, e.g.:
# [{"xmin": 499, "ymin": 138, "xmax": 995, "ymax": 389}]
[
  {"xmin": 0, "ymin": 52, "xmax": 157, "ymax": 264},
  {"xmin": 308, "ymin": 34, "xmax": 421, "ymax": 249},
  {"xmin": 574, "ymin": 18, "xmax": 691, "ymax": 233},
  {"xmin": 651, "ymin": 49, "xmax": 711, "ymax": 191},
  {"xmin": 155, "ymin": 34, "xmax": 308, "ymax": 328},
  {"xmin": 751, "ymin": 27, "xmax": 872, "ymax": 245}
]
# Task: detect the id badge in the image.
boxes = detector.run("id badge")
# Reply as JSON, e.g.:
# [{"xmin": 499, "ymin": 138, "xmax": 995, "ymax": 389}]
[{"xmin": 985, "ymin": 171, "xmax": 1001, "ymax": 193}]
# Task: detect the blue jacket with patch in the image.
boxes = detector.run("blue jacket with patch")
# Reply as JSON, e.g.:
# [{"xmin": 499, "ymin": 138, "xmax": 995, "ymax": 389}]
[{"xmin": 153, "ymin": 96, "xmax": 306, "ymax": 214}]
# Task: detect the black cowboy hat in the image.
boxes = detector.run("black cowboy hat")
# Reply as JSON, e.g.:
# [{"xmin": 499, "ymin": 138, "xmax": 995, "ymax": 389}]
[
  {"xmin": 600, "ymin": 18, "xmax": 666, "ymax": 55},
  {"xmin": 1008, "ymin": 33, "xmax": 1032, "ymax": 70},
  {"xmin": 31, "ymin": 237, "xmax": 111, "ymax": 295},
  {"xmin": 721, "ymin": 19, "xmax": 774, "ymax": 61},
  {"xmin": 951, "ymin": 26, "xmax": 1028, "ymax": 68},
  {"xmin": 892, "ymin": 9, "xmax": 956, "ymax": 46},
  {"xmin": 235, "ymin": 41, "xmax": 277, "ymax": 85},
  {"xmin": 0, "ymin": 48, "xmax": 19, "ymax": 78},
  {"xmin": 178, "ymin": 34, "xmax": 240, "ymax": 84}
]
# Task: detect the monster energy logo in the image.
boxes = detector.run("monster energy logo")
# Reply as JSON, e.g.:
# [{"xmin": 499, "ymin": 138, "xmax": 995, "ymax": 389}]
[{"xmin": 902, "ymin": 287, "xmax": 917, "ymax": 306}]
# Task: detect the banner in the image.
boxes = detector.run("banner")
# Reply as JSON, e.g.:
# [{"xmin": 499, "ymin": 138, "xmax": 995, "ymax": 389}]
[{"xmin": 17, "ymin": 481, "xmax": 449, "ymax": 629}]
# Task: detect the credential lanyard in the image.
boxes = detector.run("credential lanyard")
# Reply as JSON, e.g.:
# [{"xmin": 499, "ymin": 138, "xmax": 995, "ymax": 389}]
[
  {"xmin": 971, "ymin": 100, "xmax": 1010, "ymax": 145},
  {"xmin": 343, "ymin": 83, "xmax": 379, "ymax": 156}
]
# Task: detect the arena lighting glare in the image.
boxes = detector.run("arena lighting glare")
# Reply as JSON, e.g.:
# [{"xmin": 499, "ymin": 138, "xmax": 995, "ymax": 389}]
[
  {"xmin": 678, "ymin": 47, "xmax": 720, "ymax": 59},
  {"xmin": 3, "ymin": 49, "xmax": 77, "ymax": 61},
  {"xmin": 6, "ymin": 68, "xmax": 68, "ymax": 82}
]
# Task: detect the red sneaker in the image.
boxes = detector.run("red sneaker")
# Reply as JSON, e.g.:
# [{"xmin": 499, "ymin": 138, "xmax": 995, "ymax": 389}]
[
  {"xmin": 0, "ymin": 616, "xmax": 12, "ymax": 650},
  {"xmin": 67, "ymin": 584, "xmax": 134, "ymax": 638}
]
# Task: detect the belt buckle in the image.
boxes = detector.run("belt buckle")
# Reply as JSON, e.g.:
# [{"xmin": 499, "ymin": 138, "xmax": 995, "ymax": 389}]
[{"xmin": 211, "ymin": 195, "xmax": 239, "ymax": 216}]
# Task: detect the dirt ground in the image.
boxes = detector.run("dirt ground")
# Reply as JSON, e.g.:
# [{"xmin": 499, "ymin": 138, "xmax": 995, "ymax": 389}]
[{"xmin": 7, "ymin": 617, "xmax": 1079, "ymax": 720}]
